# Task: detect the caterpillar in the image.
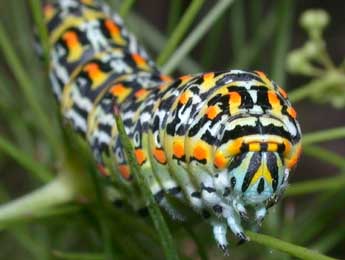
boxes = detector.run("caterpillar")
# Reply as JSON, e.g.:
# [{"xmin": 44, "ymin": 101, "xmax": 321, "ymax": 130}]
[{"xmin": 43, "ymin": 0, "xmax": 302, "ymax": 250}]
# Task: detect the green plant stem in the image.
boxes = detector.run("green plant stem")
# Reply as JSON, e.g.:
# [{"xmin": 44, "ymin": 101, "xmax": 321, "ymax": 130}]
[
  {"xmin": 28, "ymin": 0, "xmax": 50, "ymax": 65},
  {"xmin": 230, "ymin": 0, "xmax": 245, "ymax": 60},
  {"xmin": 303, "ymin": 145, "xmax": 345, "ymax": 169},
  {"xmin": 162, "ymin": 0, "xmax": 235, "ymax": 74},
  {"xmin": 303, "ymin": 126, "xmax": 345, "ymax": 145},
  {"xmin": 157, "ymin": 0, "xmax": 205, "ymax": 66},
  {"xmin": 201, "ymin": 15, "xmax": 225, "ymax": 68},
  {"xmin": 127, "ymin": 13, "xmax": 203, "ymax": 74},
  {"xmin": 0, "ymin": 23, "xmax": 61, "ymax": 155},
  {"xmin": 167, "ymin": 0, "xmax": 182, "ymax": 34},
  {"xmin": 289, "ymin": 72, "xmax": 345, "ymax": 103},
  {"xmin": 285, "ymin": 174, "xmax": 345, "ymax": 197},
  {"xmin": 114, "ymin": 110, "xmax": 180, "ymax": 260},
  {"xmin": 119, "ymin": 0, "xmax": 136, "ymax": 17},
  {"xmin": 270, "ymin": 0, "xmax": 294, "ymax": 85},
  {"xmin": 247, "ymin": 231, "xmax": 337, "ymax": 260},
  {"xmin": 0, "ymin": 175, "xmax": 76, "ymax": 227},
  {"xmin": 0, "ymin": 136, "xmax": 53, "ymax": 183}
]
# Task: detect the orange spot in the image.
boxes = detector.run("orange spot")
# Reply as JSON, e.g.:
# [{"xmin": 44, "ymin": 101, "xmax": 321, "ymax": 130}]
[
  {"xmin": 110, "ymin": 84, "xmax": 127, "ymax": 96},
  {"xmin": 193, "ymin": 144, "xmax": 207, "ymax": 161},
  {"xmin": 249, "ymin": 143, "xmax": 261, "ymax": 152},
  {"xmin": 161, "ymin": 74, "xmax": 173, "ymax": 83},
  {"xmin": 84, "ymin": 63, "xmax": 100, "ymax": 78},
  {"xmin": 229, "ymin": 92, "xmax": 241, "ymax": 104},
  {"xmin": 278, "ymin": 87, "xmax": 288, "ymax": 99},
  {"xmin": 214, "ymin": 151, "xmax": 228, "ymax": 169},
  {"xmin": 105, "ymin": 19, "xmax": 120, "ymax": 34},
  {"xmin": 173, "ymin": 142, "xmax": 184, "ymax": 159},
  {"xmin": 267, "ymin": 143, "xmax": 278, "ymax": 152},
  {"xmin": 44, "ymin": 4, "xmax": 55, "ymax": 20},
  {"xmin": 229, "ymin": 92, "xmax": 242, "ymax": 114},
  {"xmin": 132, "ymin": 53, "xmax": 148, "ymax": 70},
  {"xmin": 255, "ymin": 70, "xmax": 274, "ymax": 89},
  {"xmin": 268, "ymin": 91, "xmax": 282, "ymax": 113},
  {"xmin": 286, "ymin": 143, "xmax": 302, "ymax": 169},
  {"xmin": 97, "ymin": 164, "xmax": 110, "ymax": 177},
  {"xmin": 153, "ymin": 148, "xmax": 167, "ymax": 164},
  {"xmin": 228, "ymin": 138, "xmax": 243, "ymax": 156},
  {"xmin": 135, "ymin": 88, "xmax": 148, "ymax": 98},
  {"xmin": 135, "ymin": 149, "xmax": 146, "ymax": 165},
  {"xmin": 268, "ymin": 91, "xmax": 280, "ymax": 106},
  {"xmin": 206, "ymin": 105, "xmax": 219, "ymax": 120},
  {"xmin": 63, "ymin": 31, "xmax": 79, "ymax": 47},
  {"xmin": 179, "ymin": 75, "xmax": 193, "ymax": 83},
  {"xmin": 203, "ymin": 72, "xmax": 214, "ymax": 81},
  {"xmin": 179, "ymin": 91, "xmax": 190, "ymax": 105},
  {"xmin": 287, "ymin": 106, "xmax": 297, "ymax": 119},
  {"xmin": 202, "ymin": 72, "xmax": 215, "ymax": 89},
  {"xmin": 119, "ymin": 165, "xmax": 131, "ymax": 180},
  {"xmin": 104, "ymin": 19, "xmax": 125, "ymax": 45}
]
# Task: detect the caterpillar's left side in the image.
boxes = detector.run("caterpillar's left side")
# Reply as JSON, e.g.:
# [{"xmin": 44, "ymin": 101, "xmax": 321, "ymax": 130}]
[{"xmin": 43, "ymin": 0, "xmax": 302, "ymax": 250}]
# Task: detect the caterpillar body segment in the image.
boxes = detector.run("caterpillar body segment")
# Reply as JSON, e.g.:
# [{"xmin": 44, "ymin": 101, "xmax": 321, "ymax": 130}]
[{"xmin": 44, "ymin": 0, "xmax": 302, "ymax": 249}]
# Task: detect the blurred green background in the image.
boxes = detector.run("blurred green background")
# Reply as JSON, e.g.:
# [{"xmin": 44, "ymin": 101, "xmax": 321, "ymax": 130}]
[{"xmin": 0, "ymin": 0, "xmax": 344, "ymax": 259}]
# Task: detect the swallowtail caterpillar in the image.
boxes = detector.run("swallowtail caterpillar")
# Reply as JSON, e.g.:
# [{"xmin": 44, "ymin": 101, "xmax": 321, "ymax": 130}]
[{"xmin": 43, "ymin": 0, "xmax": 302, "ymax": 250}]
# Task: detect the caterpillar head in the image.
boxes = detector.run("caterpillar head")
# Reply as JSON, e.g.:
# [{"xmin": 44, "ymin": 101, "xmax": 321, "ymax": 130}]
[{"xmin": 214, "ymin": 114, "xmax": 302, "ymax": 210}]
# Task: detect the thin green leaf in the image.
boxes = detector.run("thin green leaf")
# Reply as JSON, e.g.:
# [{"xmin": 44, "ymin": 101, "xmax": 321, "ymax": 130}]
[
  {"xmin": 285, "ymin": 175, "xmax": 345, "ymax": 197},
  {"xmin": 114, "ymin": 109, "xmax": 180, "ymax": 260},
  {"xmin": 167, "ymin": 0, "xmax": 182, "ymax": 34},
  {"xmin": 247, "ymin": 231, "xmax": 337, "ymax": 260},
  {"xmin": 157, "ymin": 0, "xmax": 205, "ymax": 66},
  {"xmin": 304, "ymin": 145, "xmax": 345, "ymax": 169},
  {"xmin": 162, "ymin": 0, "xmax": 235, "ymax": 74},
  {"xmin": 28, "ymin": 0, "xmax": 50, "ymax": 65},
  {"xmin": 230, "ymin": 0, "xmax": 245, "ymax": 59},
  {"xmin": 119, "ymin": 0, "xmax": 136, "ymax": 17},
  {"xmin": 303, "ymin": 126, "xmax": 345, "ymax": 145},
  {"xmin": 0, "ymin": 23, "xmax": 61, "ymax": 154}
]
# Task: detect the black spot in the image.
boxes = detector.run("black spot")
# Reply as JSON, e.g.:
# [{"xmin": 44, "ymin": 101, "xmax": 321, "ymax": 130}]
[
  {"xmin": 231, "ymin": 177, "xmax": 237, "ymax": 189},
  {"xmin": 202, "ymin": 210, "xmax": 211, "ymax": 219},
  {"xmin": 191, "ymin": 191, "xmax": 201, "ymax": 198},
  {"xmin": 154, "ymin": 190, "xmax": 165, "ymax": 203},
  {"xmin": 201, "ymin": 184, "xmax": 216, "ymax": 193},
  {"xmin": 257, "ymin": 178, "xmax": 265, "ymax": 194},
  {"xmin": 168, "ymin": 187, "xmax": 182, "ymax": 195},
  {"xmin": 223, "ymin": 187, "xmax": 231, "ymax": 197},
  {"xmin": 213, "ymin": 204, "xmax": 223, "ymax": 213}
]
